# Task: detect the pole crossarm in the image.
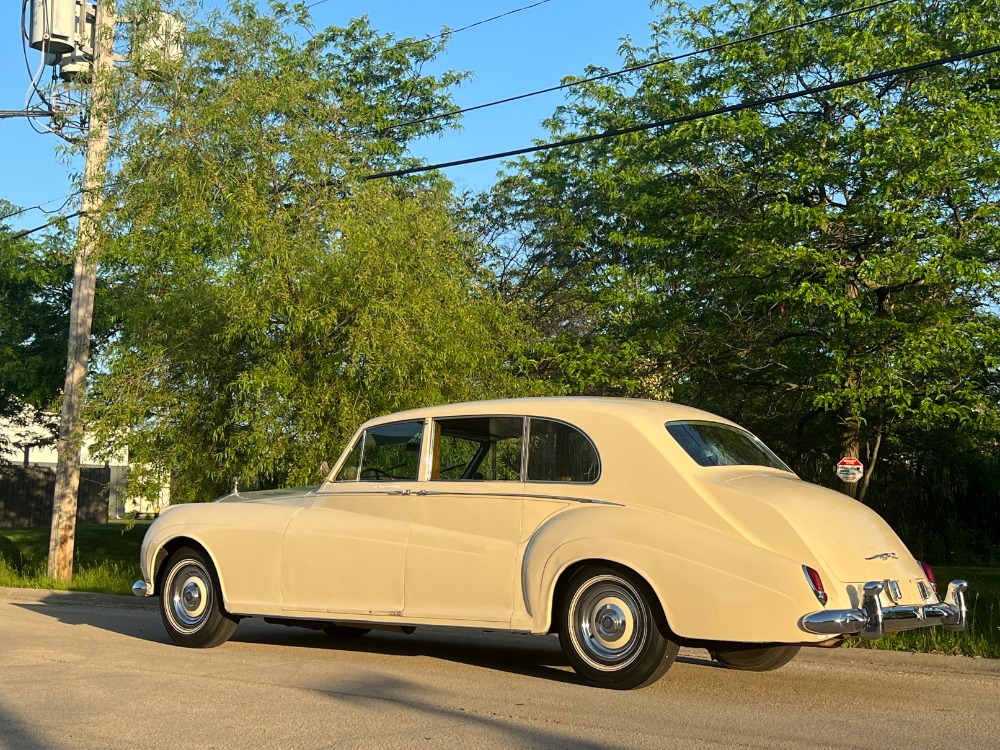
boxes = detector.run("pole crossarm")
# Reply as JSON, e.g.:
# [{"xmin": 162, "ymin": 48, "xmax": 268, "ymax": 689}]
[{"xmin": 0, "ymin": 108, "xmax": 55, "ymax": 120}]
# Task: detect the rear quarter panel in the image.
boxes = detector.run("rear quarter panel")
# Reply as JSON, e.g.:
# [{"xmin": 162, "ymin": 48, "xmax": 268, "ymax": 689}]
[{"xmin": 519, "ymin": 505, "xmax": 830, "ymax": 643}]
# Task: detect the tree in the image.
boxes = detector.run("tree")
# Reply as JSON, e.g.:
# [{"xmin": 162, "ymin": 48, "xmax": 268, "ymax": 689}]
[
  {"xmin": 0, "ymin": 203, "xmax": 74, "ymax": 462},
  {"xmin": 487, "ymin": 0, "xmax": 1000, "ymax": 506},
  {"xmin": 88, "ymin": 1, "xmax": 535, "ymax": 504}
]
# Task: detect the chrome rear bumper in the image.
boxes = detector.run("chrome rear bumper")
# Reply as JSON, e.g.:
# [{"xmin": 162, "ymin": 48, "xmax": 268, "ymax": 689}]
[{"xmin": 802, "ymin": 580, "xmax": 968, "ymax": 640}]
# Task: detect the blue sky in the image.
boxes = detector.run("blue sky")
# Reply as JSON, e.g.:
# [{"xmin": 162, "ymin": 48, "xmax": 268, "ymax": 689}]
[{"xmin": 0, "ymin": 1, "xmax": 676, "ymax": 231}]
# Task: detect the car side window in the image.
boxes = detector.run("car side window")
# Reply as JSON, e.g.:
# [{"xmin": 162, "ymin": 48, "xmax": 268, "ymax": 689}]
[
  {"xmin": 526, "ymin": 418, "xmax": 600, "ymax": 483},
  {"xmin": 430, "ymin": 416, "xmax": 523, "ymax": 481},
  {"xmin": 334, "ymin": 437, "xmax": 364, "ymax": 481},
  {"xmin": 334, "ymin": 420, "xmax": 424, "ymax": 481}
]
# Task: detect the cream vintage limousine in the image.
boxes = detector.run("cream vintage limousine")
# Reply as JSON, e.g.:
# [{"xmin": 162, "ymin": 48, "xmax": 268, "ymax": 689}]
[{"xmin": 133, "ymin": 397, "xmax": 967, "ymax": 689}]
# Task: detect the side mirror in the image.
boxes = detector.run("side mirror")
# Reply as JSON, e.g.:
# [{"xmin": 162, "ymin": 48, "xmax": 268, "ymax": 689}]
[{"xmin": 319, "ymin": 460, "xmax": 330, "ymax": 478}]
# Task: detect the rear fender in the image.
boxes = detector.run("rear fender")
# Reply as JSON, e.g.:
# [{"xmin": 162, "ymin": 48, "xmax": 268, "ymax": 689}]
[{"xmin": 521, "ymin": 506, "xmax": 829, "ymax": 643}]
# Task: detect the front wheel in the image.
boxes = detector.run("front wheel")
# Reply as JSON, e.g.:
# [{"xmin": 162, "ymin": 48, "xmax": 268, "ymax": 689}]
[
  {"xmin": 711, "ymin": 644, "xmax": 800, "ymax": 672},
  {"xmin": 558, "ymin": 566, "xmax": 679, "ymax": 689},
  {"xmin": 159, "ymin": 547, "xmax": 238, "ymax": 648}
]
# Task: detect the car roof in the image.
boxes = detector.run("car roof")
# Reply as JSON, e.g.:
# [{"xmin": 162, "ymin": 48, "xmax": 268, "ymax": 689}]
[{"xmin": 358, "ymin": 397, "xmax": 740, "ymax": 431}]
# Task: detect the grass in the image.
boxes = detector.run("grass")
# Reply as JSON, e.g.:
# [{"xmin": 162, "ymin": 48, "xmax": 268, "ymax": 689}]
[
  {"xmin": 0, "ymin": 522, "xmax": 149, "ymax": 595},
  {"xmin": 1, "ymin": 525, "xmax": 998, "ymax": 658}
]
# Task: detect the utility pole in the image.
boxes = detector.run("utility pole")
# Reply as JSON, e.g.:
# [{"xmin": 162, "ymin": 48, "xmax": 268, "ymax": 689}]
[{"xmin": 47, "ymin": 0, "xmax": 115, "ymax": 582}]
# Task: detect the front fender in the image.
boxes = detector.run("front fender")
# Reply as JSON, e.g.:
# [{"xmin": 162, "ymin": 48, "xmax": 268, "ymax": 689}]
[
  {"xmin": 139, "ymin": 502, "xmax": 299, "ymax": 617},
  {"xmin": 521, "ymin": 505, "xmax": 831, "ymax": 643}
]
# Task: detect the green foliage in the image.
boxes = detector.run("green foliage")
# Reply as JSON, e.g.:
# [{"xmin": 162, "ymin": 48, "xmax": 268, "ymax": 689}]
[
  {"xmin": 90, "ymin": 2, "xmax": 536, "ymax": 503},
  {"xmin": 485, "ymin": 0, "xmax": 1000, "ymax": 515},
  {"xmin": 0, "ymin": 202, "xmax": 76, "ymax": 459},
  {"xmin": 0, "ymin": 204, "xmax": 73, "ymax": 413}
]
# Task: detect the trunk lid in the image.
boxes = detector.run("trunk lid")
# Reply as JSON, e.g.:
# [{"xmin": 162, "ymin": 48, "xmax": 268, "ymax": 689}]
[{"xmin": 698, "ymin": 469, "xmax": 923, "ymax": 585}]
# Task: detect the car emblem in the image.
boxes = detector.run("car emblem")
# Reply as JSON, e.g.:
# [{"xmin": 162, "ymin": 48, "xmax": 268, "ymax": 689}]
[{"xmin": 865, "ymin": 552, "xmax": 898, "ymax": 561}]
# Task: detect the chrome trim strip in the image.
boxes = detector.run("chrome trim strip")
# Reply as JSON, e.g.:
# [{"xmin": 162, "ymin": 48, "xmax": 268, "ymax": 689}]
[
  {"xmin": 802, "ymin": 579, "xmax": 969, "ymax": 639},
  {"xmin": 316, "ymin": 487, "xmax": 621, "ymax": 505},
  {"xmin": 410, "ymin": 489, "xmax": 623, "ymax": 506}
]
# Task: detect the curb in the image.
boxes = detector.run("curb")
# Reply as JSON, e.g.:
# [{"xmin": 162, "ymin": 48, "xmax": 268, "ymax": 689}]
[{"xmin": 0, "ymin": 586, "xmax": 157, "ymax": 609}]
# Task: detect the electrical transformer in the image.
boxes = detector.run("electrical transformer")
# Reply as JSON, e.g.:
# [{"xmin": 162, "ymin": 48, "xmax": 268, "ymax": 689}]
[{"xmin": 28, "ymin": 0, "xmax": 78, "ymax": 55}]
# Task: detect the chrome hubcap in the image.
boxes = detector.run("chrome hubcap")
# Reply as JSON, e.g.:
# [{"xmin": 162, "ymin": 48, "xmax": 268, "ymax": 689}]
[
  {"xmin": 167, "ymin": 562, "xmax": 212, "ymax": 632},
  {"xmin": 182, "ymin": 581, "xmax": 203, "ymax": 610},
  {"xmin": 571, "ymin": 575, "xmax": 647, "ymax": 670}
]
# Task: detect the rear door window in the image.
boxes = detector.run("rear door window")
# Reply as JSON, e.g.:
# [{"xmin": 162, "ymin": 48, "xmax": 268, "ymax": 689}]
[
  {"xmin": 526, "ymin": 418, "xmax": 600, "ymax": 483},
  {"xmin": 430, "ymin": 416, "xmax": 523, "ymax": 481}
]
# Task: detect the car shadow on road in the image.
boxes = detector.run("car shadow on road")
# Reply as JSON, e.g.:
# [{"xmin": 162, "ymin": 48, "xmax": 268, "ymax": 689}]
[
  {"xmin": 12, "ymin": 594, "xmax": 582, "ymax": 683},
  {"xmin": 14, "ymin": 593, "xmax": 721, "ymax": 685},
  {"xmin": 239, "ymin": 622, "xmax": 586, "ymax": 685},
  {"xmin": 12, "ymin": 594, "xmax": 171, "ymax": 644}
]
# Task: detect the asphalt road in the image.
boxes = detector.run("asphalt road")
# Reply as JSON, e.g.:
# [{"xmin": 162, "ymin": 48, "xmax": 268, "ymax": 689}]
[{"xmin": 1, "ymin": 587, "xmax": 998, "ymax": 750}]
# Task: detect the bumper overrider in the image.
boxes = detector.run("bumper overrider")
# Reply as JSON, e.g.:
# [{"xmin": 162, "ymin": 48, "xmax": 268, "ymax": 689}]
[
  {"xmin": 802, "ymin": 579, "xmax": 968, "ymax": 640},
  {"xmin": 132, "ymin": 580, "xmax": 152, "ymax": 597}
]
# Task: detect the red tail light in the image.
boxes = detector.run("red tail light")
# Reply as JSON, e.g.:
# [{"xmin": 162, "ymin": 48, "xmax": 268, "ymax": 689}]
[
  {"xmin": 802, "ymin": 565, "xmax": 828, "ymax": 605},
  {"xmin": 919, "ymin": 561, "xmax": 938, "ymax": 596}
]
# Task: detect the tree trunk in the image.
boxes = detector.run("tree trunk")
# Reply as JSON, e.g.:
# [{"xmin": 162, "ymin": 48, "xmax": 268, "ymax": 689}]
[
  {"xmin": 856, "ymin": 426, "xmax": 882, "ymax": 505},
  {"xmin": 838, "ymin": 405, "xmax": 862, "ymax": 500},
  {"xmin": 47, "ymin": 0, "xmax": 115, "ymax": 583}
]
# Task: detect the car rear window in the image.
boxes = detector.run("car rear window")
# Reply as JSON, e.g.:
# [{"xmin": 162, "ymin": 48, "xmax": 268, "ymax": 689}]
[{"xmin": 666, "ymin": 421, "xmax": 791, "ymax": 471}]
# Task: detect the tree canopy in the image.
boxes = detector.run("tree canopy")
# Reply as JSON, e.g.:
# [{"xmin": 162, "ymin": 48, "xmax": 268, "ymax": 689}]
[
  {"xmin": 485, "ymin": 0, "xmax": 1000, "ymax": 514},
  {"xmin": 89, "ymin": 1, "xmax": 536, "ymax": 502},
  {"xmin": 0, "ymin": 204, "xmax": 74, "ymax": 461}
]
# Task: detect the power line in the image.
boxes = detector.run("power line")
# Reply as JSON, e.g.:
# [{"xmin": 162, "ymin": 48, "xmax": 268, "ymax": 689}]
[
  {"xmin": 364, "ymin": 43, "xmax": 1000, "ymax": 181},
  {"xmin": 19, "ymin": 45, "xmax": 996, "ymax": 236},
  {"xmin": 0, "ymin": 192, "xmax": 79, "ymax": 222},
  {"xmin": 376, "ymin": 0, "xmax": 903, "ymax": 136},
  {"xmin": 8, "ymin": 211, "xmax": 85, "ymax": 241},
  {"xmin": 310, "ymin": 1, "xmax": 555, "ymax": 48},
  {"xmin": 423, "ymin": 0, "xmax": 554, "ymax": 42}
]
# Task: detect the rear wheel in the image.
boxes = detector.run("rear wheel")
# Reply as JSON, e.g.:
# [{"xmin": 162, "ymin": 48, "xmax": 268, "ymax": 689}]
[
  {"xmin": 558, "ymin": 566, "xmax": 679, "ymax": 689},
  {"xmin": 159, "ymin": 547, "xmax": 238, "ymax": 648},
  {"xmin": 711, "ymin": 644, "xmax": 800, "ymax": 671}
]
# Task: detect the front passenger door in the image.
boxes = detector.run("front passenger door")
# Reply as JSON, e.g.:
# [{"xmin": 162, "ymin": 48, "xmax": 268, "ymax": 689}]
[{"xmin": 281, "ymin": 420, "xmax": 424, "ymax": 617}]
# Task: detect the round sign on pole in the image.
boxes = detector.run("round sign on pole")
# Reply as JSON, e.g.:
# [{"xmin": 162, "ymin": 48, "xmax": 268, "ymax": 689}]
[{"xmin": 836, "ymin": 456, "xmax": 864, "ymax": 483}]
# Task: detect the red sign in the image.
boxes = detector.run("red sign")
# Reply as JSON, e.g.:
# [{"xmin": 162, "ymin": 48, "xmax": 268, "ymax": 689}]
[{"xmin": 836, "ymin": 456, "xmax": 864, "ymax": 483}]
